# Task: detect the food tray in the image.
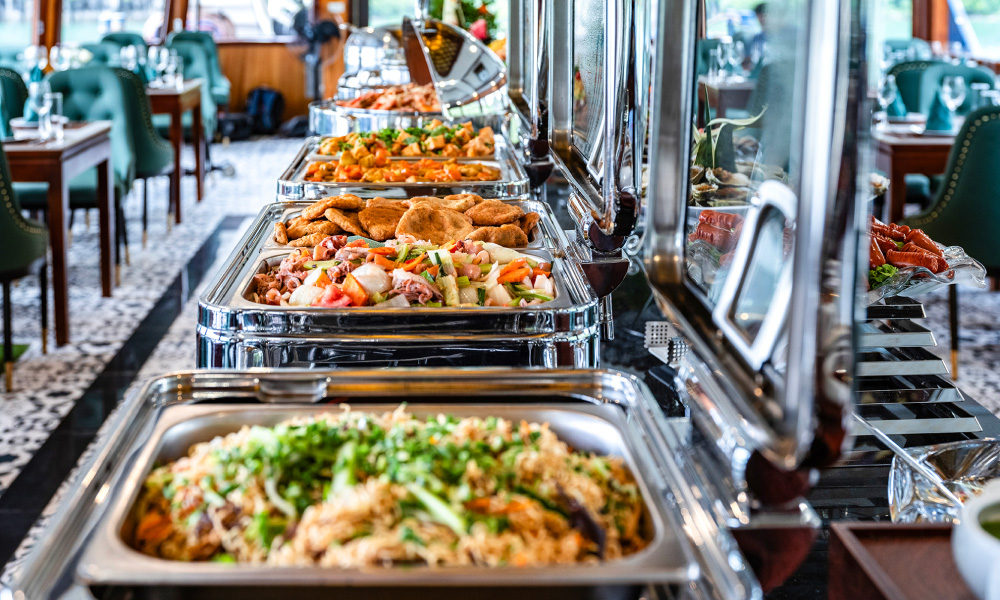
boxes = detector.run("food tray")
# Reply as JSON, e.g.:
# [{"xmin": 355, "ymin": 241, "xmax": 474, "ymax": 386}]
[
  {"xmin": 77, "ymin": 401, "xmax": 693, "ymax": 597},
  {"xmin": 278, "ymin": 136, "xmax": 530, "ymax": 200},
  {"xmin": 196, "ymin": 211, "xmax": 599, "ymax": 368},
  {"xmin": 309, "ymin": 100, "xmax": 505, "ymax": 138},
  {"xmin": 262, "ymin": 199, "xmax": 566, "ymax": 252},
  {"xmin": 867, "ymin": 244, "xmax": 987, "ymax": 305}
]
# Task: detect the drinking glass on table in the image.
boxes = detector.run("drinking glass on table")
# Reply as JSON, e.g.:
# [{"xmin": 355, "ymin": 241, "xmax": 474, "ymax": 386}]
[
  {"xmin": 45, "ymin": 92, "xmax": 63, "ymax": 141},
  {"xmin": 942, "ymin": 76, "xmax": 967, "ymax": 113},
  {"xmin": 708, "ymin": 48, "xmax": 721, "ymax": 82},
  {"xmin": 727, "ymin": 40, "xmax": 745, "ymax": 80},
  {"xmin": 717, "ymin": 39, "xmax": 731, "ymax": 81},
  {"xmin": 28, "ymin": 82, "xmax": 53, "ymax": 140},
  {"xmin": 120, "ymin": 45, "xmax": 138, "ymax": 71},
  {"xmin": 877, "ymin": 74, "xmax": 898, "ymax": 127},
  {"xmin": 49, "ymin": 45, "xmax": 70, "ymax": 71}
]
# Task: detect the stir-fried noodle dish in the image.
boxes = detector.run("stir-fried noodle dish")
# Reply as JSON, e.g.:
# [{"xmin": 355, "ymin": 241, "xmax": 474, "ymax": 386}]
[{"xmin": 132, "ymin": 406, "xmax": 650, "ymax": 567}]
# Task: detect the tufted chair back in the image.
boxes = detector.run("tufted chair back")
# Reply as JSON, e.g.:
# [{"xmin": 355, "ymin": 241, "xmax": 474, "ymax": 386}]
[
  {"xmin": 917, "ymin": 63, "xmax": 996, "ymax": 115},
  {"xmin": 0, "ymin": 66, "xmax": 28, "ymax": 135},
  {"xmin": 888, "ymin": 60, "xmax": 941, "ymax": 112},
  {"xmin": 82, "ymin": 42, "xmax": 123, "ymax": 66},
  {"xmin": 901, "ymin": 106, "xmax": 1000, "ymax": 273},
  {"xmin": 101, "ymin": 32, "xmax": 148, "ymax": 54},
  {"xmin": 884, "ymin": 38, "xmax": 933, "ymax": 61},
  {"xmin": 46, "ymin": 65, "xmax": 136, "ymax": 189},
  {"xmin": 113, "ymin": 68, "xmax": 173, "ymax": 177},
  {"xmin": 165, "ymin": 40, "xmax": 218, "ymax": 137},
  {"xmin": 167, "ymin": 30, "xmax": 231, "ymax": 106},
  {"xmin": 0, "ymin": 142, "xmax": 48, "ymax": 275}
]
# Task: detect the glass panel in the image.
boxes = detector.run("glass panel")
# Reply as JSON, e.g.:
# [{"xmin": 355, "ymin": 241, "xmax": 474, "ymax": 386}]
[
  {"xmin": 369, "ymin": 0, "xmax": 414, "ymax": 27},
  {"xmin": 570, "ymin": 0, "xmax": 604, "ymax": 166},
  {"xmin": 61, "ymin": 0, "xmax": 164, "ymax": 43},
  {"xmin": 186, "ymin": 0, "xmax": 313, "ymax": 38},
  {"xmin": 0, "ymin": 0, "xmax": 34, "ymax": 48},
  {"xmin": 685, "ymin": 0, "xmax": 805, "ymax": 340},
  {"xmin": 705, "ymin": 0, "xmax": 763, "ymax": 43}
]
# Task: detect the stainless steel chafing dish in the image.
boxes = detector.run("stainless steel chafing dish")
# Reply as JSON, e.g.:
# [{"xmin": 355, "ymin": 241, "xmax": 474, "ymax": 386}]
[
  {"xmin": 311, "ymin": 16, "xmax": 507, "ymax": 137},
  {"xmin": 4, "ymin": 369, "xmax": 758, "ymax": 600},
  {"xmin": 337, "ymin": 25, "xmax": 411, "ymax": 100},
  {"xmin": 277, "ymin": 135, "xmax": 530, "ymax": 201},
  {"xmin": 196, "ymin": 205, "xmax": 599, "ymax": 369}
]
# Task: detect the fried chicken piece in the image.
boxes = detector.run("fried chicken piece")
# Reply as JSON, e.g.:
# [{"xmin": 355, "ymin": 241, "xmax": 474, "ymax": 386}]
[
  {"xmin": 301, "ymin": 194, "xmax": 365, "ymax": 219},
  {"xmin": 287, "ymin": 232, "xmax": 330, "ymax": 247},
  {"xmin": 286, "ymin": 219, "xmax": 342, "ymax": 240},
  {"xmin": 395, "ymin": 206, "xmax": 474, "ymax": 245},
  {"xmin": 273, "ymin": 222, "xmax": 289, "ymax": 244},
  {"xmin": 464, "ymin": 199, "xmax": 525, "ymax": 226},
  {"xmin": 405, "ymin": 195, "xmax": 476, "ymax": 212},
  {"xmin": 467, "ymin": 224, "xmax": 529, "ymax": 247},
  {"xmin": 366, "ymin": 197, "xmax": 410, "ymax": 211},
  {"xmin": 519, "ymin": 212, "xmax": 541, "ymax": 238},
  {"xmin": 324, "ymin": 208, "xmax": 367, "ymax": 236},
  {"xmin": 358, "ymin": 206, "xmax": 406, "ymax": 241}
]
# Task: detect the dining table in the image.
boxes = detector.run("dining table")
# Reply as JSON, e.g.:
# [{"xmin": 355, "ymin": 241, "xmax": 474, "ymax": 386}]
[
  {"xmin": 872, "ymin": 119, "xmax": 956, "ymax": 223},
  {"xmin": 147, "ymin": 79, "xmax": 204, "ymax": 226},
  {"xmin": 696, "ymin": 74, "xmax": 756, "ymax": 126},
  {"xmin": 4, "ymin": 121, "xmax": 115, "ymax": 347}
]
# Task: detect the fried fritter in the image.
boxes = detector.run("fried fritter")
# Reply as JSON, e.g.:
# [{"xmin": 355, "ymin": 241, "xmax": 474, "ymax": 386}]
[
  {"xmin": 301, "ymin": 194, "xmax": 365, "ymax": 219},
  {"xmin": 467, "ymin": 224, "xmax": 529, "ymax": 247},
  {"xmin": 395, "ymin": 206, "xmax": 474, "ymax": 245},
  {"xmin": 324, "ymin": 207, "xmax": 367, "ymax": 236},
  {"xmin": 358, "ymin": 206, "xmax": 406, "ymax": 241},
  {"xmin": 286, "ymin": 219, "xmax": 342, "ymax": 240},
  {"xmin": 287, "ymin": 232, "xmax": 330, "ymax": 247},
  {"xmin": 406, "ymin": 195, "xmax": 476, "ymax": 212},
  {"xmin": 444, "ymin": 193, "xmax": 485, "ymax": 206},
  {"xmin": 464, "ymin": 199, "xmax": 525, "ymax": 226},
  {"xmin": 273, "ymin": 222, "xmax": 289, "ymax": 244},
  {"xmin": 519, "ymin": 211, "xmax": 541, "ymax": 237},
  {"xmin": 366, "ymin": 197, "xmax": 410, "ymax": 211}
]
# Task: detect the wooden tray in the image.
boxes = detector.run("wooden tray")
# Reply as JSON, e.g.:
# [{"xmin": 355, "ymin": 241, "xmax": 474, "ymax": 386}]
[{"xmin": 829, "ymin": 522, "xmax": 976, "ymax": 600}]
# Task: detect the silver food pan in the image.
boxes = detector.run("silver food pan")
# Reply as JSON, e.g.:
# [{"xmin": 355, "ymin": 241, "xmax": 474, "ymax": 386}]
[
  {"xmin": 309, "ymin": 100, "xmax": 504, "ymax": 138},
  {"xmin": 278, "ymin": 136, "xmax": 530, "ymax": 200},
  {"xmin": 77, "ymin": 402, "xmax": 692, "ymax": 598},
  {"xmin": 262, "ymin": 199, "xmax": 566, "ymax": 251},
  {"xmin": 7, "ymin": 369, "xmax": 753, "ymax": 600}
]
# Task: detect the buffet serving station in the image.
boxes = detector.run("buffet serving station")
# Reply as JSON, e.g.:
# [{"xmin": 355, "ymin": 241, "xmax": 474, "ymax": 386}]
[{"xmin": 7, "ymin": 0, "xmax": 1000, "ymax": 598}]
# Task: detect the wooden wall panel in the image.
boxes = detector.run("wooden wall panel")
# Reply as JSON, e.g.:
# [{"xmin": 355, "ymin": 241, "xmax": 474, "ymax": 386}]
[
  {"xmin": 217, "ymin": 39, "xmax": 344, "ymax": 118},
  {"xmin": 913, "ymin": 0, "xmax": 949, "ymax": 45}
]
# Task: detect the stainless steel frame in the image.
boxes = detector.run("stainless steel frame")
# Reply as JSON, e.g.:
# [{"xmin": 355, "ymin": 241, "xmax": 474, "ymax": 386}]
[
  {"xmin": 642, "ymin": 0, "xmax": 861, "ymax": 473},
  {"xmin": 277, "ymin": 135, "xmax": 530, "ymax": 200},
  {"xmin": 196, "ymin": 206, "xmax": 600, "ymax": 369},
  {"xmin": 5, "ymin": 369, "xmax": 759, "ymax": 600}
]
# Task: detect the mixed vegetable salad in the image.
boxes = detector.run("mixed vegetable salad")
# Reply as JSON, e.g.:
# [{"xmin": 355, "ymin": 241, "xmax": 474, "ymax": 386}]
[
  {"xmin": 252, "ymin": 236, "xmax": 557, "ymax": 308},
  {"xmin": 317, "ymin": 121, "xmax": 495, "ymax": 159}
]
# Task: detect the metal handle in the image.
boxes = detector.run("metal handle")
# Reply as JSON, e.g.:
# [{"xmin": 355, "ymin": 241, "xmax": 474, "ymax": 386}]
[{"xmin": 527, "ymin": 0, "xmax": 549, "ymax": 161}]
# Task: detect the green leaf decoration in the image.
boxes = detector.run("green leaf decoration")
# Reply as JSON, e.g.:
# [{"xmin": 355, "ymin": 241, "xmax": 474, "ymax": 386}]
[{"xmin": 713, "ymin": 123, "xmax": 737, "ymax": 172}]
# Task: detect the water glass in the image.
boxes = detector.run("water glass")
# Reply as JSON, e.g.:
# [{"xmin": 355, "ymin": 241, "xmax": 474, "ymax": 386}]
[
  {"xmin": 982, "ymin": 90, "xmax": 1000, "ymax": 107},
  {"xmin": 29, "ymin": 84, "xmax": 54, "ymax": 140},
  {"xmin": 717, "ymin": 39, "xmax": 731, "ymax": 80},
  {"xmin": 120, "ymin": 45, "xmax": 138, "ymax": 71},
  {"xmin": 878, "ymin": 74, "xmax": 898, "ymax": 115},
  {"xmin": 942, "ymin": 75, "xmax": 967, "ymax": 113},
  {"xmin": 45, "ymin": 92, "xmax": 63, "ymax": 141},
  {"xmin": 708, "ymin": 49, "xmax": 720, "ymax": 82},
  {"xmin": 727, "ymin": 40, "xmax": 745, "ymax": 79}
]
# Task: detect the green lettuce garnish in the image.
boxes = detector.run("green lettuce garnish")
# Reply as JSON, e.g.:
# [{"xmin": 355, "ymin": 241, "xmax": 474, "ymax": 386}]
[{"xmin": 869, "ymin": 264, "xmax": 899, "ymax": 289}]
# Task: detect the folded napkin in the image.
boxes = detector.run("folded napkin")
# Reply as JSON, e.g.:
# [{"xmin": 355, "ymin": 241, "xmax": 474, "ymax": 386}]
[
  {"xmin": 21, "ymin": 99, "xmax": 38, "ymax": 123},
  {"xmin": 887, "ymin": 93, "xmax": 908, "ymax": 117},
  {"xmin": 924, "ymin": 89, "xmax": 952, "ymax": 132}
]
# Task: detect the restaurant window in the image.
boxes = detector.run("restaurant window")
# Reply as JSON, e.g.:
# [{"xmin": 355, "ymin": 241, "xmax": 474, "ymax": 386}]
[
  {"xmin": 365, "ymin": 0, "xmax": 507, "ymax": 43},
  {"xmin": 704, "ymin": 0, "xmax": 762, "ymax": 42},
  {"xmin": 0, "ymin": 0, "xmax": 35, "ymax": 47},
  {"xmin": 61, "ymin": 0, "xmax": 165, "ymax": 43},
  {"xmin": 187, "ymin": 0, "xmax": 314, "ymax": 39},
  {"xmin": 949, "ymin": 0, "xmax": 1000, "ymax": 58}
]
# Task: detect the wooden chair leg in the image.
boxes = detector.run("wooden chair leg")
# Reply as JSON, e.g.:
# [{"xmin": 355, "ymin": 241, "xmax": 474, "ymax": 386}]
[
  {"xmin": 117, "ymin": 197, "xmax": 130, "ymax": 267},
  {"xmin": 39, "ymin": 258, "xmax": 48, "ymax": 355},
  {"xmin": 3, "ymin": 281, "xmax": 12, "ymax": 392},
  {"xmin": 949, "ymin": 285, "xmax": 959, "ymax": 381}
]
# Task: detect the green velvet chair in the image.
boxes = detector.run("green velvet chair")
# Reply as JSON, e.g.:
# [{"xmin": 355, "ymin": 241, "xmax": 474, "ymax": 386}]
[
  {"xmin": 101, "ymin": 32, "xmax": 148, "ymax": 54},
  {"xmin": 917, "ymin": 63, "xmax": 996, "ymax": 115},
  {"xmin": 0, "ymin": 142, "xmax": 49, "ymax": 391},
  {"xmin": 114, "ymin": 67, "xmax": 174, "ymax": 246},
  {"xmin": 888, "ymin": 60, "xmax": 942, "ymax": 113},
  {"xmin": 0, "ymin": 66, "xmax": 28, "ymax": 136},
  {"xmin": 14, "ymin": 65, "xmax": 136, "ymax": 272},
  {"xmin": 167, "ymin": 30, "xmax": 231, "ymax": 107},
  {"xmin": 82, "ymin": 42, "xmax": 122, "ymax": 66},
  {"xmin": 900, "ymin": 105, "xmax": 1000, "ymax": 380},
  {"xmin": 885, "ymin": 38, "xmax": 933, "ymax": 61},
  {"xmin": 0, "ymin": 45, "xmax": 21, "ymax": 70}
]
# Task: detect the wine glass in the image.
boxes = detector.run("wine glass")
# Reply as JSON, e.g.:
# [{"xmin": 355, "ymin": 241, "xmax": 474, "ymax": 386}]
[
  {"xmin": 941, "ymin": 75, "xmax": 967, "ymax": 113},
  {"xmin": 727, "ymin": 40, "xmax": 745, "ymax": 79},
  {"xmin": 27, "ymin": 81, "xmax": 53, "ymax": 139},
  {"xmin": 717, "ymin": 39, "xmax": 731, "ymax": 81},
  {"xmin": 157, "ymin": 48, "xmax": 171, "ymax": 83},
  {"xmin": 49, "ymin": 45, "xmax": 66, "ymax": 71},
  {"xmin": 877, "ymin": 74, "xmax": 898, "ymax": 127},
  {"xmin": 119, "ymin": 45, "xmax": 138, "ymax": 71}
]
